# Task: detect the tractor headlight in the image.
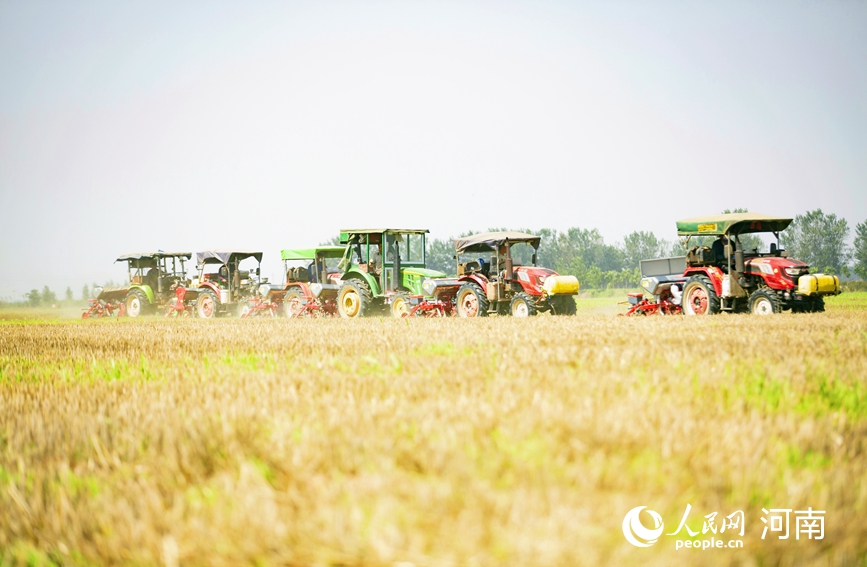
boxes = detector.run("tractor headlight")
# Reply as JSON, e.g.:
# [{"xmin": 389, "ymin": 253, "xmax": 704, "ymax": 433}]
[
  {"xmin": 310, "ymin": 283, "xmax": 323, "ymax": 298},
  {"xmin": 784, "ymin": 268, "xmax": 801, "ymax": 276},
  {"xmin": 422, "ymin": 278, "xmax": 437, "ymax": 296}
]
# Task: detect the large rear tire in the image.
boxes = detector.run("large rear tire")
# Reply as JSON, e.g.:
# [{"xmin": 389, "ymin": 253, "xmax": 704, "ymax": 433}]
[
  {"xmin": 510, "ymin": 293, "xmax": 538, "ymax": 317},
  {"xmin": 682, "ymin": 276, "xmax": 720, "ymax": 316},
  {"xmin": 196, "ymin": 289, "xmax": 219, "ymax": 319},
  {"xmin": 550, "ymin": 295, "xmax": 577, "ymax": 316},
  {"xmin": 456, "ymin": 283, "xmax": 489, "ymax": 318},
  {"xmin": 125, "ymin": 289, "xmax": 149, "ymax": 318},
  {"xmin": 337, "ymin": 280, "xmax": 373, "ymax": 318},
  {"xmin": 749, "ymin": 289, "xmax": 781, "ymax": 315}
]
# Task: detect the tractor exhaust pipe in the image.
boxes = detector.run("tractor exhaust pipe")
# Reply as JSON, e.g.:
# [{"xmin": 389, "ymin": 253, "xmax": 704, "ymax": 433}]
[{"xmin": 393, "ymin": 241, "xmax": 401, "ymax": 291}]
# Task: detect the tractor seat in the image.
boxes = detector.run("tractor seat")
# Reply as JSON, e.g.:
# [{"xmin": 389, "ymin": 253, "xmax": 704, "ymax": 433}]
[{"xmin": 462, "ymin": 260, "xmax": 481, "ymax": 274}]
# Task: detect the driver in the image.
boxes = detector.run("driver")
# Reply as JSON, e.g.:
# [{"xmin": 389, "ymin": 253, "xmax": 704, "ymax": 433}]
[{"xmin": 711, "ymin": 235, "xmax": 728, "ymax": 268}]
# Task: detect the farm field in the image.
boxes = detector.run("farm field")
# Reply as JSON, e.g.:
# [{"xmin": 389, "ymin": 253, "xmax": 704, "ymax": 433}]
[{"xmin": 1, "ymin": 294, "xmax": 866, "ymax": 566}]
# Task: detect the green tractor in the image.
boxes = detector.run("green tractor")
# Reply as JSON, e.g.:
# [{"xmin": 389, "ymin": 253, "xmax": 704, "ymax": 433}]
[
  {"xmin": 335, "ymin": 228, "xmax": 460, "ymax": 318},
  {"xmin": 116, "ymin": 252, "xmax": 192, "ymax": 317}
]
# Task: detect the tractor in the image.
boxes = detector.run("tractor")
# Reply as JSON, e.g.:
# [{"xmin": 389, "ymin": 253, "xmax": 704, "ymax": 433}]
[
  {"xmin": 675, "ymin": 213, "xmax": 841, "ymax": 315},
  {"xmin": 188, "ymin": 250, "xmax": 269, "ymax": 318},
  {"xmin": 335, "ymin": 228, "xmax": 460, "ymax": 318},
  {"xmin": 280, "ymin": 246, "xmax": 345, "ymax": 318},
  {"xmin": 86, "ymin": 252, "xmax": 192, "ymax": 318},
  {"xmin": 453, "ymin": 232, "xmax": 579, "ymax": 317}
]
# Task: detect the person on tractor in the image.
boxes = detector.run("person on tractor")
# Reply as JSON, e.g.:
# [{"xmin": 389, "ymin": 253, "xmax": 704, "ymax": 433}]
[
  {"xmin": 712, "ymin": 235, "xmax": 737, "ymax": 271},
  {"xmin": 144, "ymin": 268, "xmax": 159, "ymax": 290},
  {"xmin": 478, "ymin": 257, "xmax": 490, "ymax": 277}
]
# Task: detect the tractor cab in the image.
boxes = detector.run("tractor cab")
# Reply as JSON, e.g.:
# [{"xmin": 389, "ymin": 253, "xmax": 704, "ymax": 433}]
[
  {"xmin": 281, "ymin": 247, "xmax": 345, "ymax": 286},
  {"xmin": 453, "ymin": 232, "xmax": 579, "ymax": 317},
  {"xmin": 676, "ymin": 213, "xmax": 841, "ymax": 315}
]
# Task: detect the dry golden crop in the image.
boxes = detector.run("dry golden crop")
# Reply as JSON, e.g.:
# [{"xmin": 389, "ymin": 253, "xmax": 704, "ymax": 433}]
[{"xmin": 1, "ymin": 295, "xmax": 866, "ymax": 566}]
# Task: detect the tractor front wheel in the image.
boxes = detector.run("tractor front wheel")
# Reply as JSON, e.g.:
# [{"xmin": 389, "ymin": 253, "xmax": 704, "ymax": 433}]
[
  {"xmin": 749, "ymin": 290, "xmax": 781, "ymax": 315},
  {"xmin": 456, "ymin": 283, "xmax": 489, "ymax": 317},
  {"xmin": 197, "ymin": 290, "xmax": 219, "ymax": 319},
  {"xmin": 810, "ymin": 297, "xmax": 826, "ymax": 313},
  {"xmin": 510, "ymin": 293, "xmax": 538, "ymax": 317},
  {"xmin": 337, "ymin": 280, "xmax": 372, "ymax": 318},
  {"xmin": 125, "ymin": 289, "xmax": 149, "ymax": 318},
  {"xmin": 550, "ymin": 295, "xmax": 577, "ymax": 316},
  {"xmin": 390, "ymin": 292, "xmax": 412, "ymax": 318},
  {"xmin": 682, "ymin": 276, "xmax": 720, "ymax": 316}
]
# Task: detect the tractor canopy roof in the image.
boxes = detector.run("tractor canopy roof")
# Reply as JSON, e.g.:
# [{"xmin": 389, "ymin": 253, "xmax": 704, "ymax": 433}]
[
  {"xmin": 454, "ymin": 231, "xmax": 541, "ymax": 254},
  {"xmin": 116, "ymin": 252, "xmax": 192, "ymax": 262},
  {"xmin": 196, "ymin": 250, "xmax": 263, "ymax": 266},
  {"xmin": 338, "ymin": 228, "xmax": 429, "ymax": 243},
  {"xmin": 676, "ymin": 213, "xmax": 793, "ymax": 236},
  {"xmin": 280, "ymin": 247, "xmax": 345, "ymax": 261}
]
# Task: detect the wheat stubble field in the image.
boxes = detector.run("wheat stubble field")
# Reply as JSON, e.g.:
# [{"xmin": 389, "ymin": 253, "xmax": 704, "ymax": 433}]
[{"xmin": 1, "ymin": 295, "xmax": 866, "ymax": 567}]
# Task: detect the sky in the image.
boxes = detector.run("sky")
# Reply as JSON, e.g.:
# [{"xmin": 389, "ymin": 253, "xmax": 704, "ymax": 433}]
[{"xmin": 1, "ymin": 0, "xmax": 865, "ymax": 298}]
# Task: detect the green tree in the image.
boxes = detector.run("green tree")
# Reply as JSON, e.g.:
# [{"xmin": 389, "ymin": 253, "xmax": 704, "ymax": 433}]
[
  {"xmin": 426, "ymin": 237, "xmax": 456, "ymax": 275},
  {"xmin": 82, "ymin": 284, "xmax": 90, "ymax": 300},
  {"xmin": 26, "ymin": 289, "xmax": 41, "ymax": 307},
  {"xmin": 854, "ymin": 219, "xmax": 867, "ymax": 280},
  {"xmin": 65, "ymin": 287, "xmax": 74, "ymax": 302},
  {"xmin": 621, "ymin": 231, "xmax": 665, "ymax": 270},
  {"xmin": 41, "ymin": 286, "xmax": 57, "ymax": 305},
  {"xmin": 780, "ymin": 209, "xmax": 851, "ymax": 275}
]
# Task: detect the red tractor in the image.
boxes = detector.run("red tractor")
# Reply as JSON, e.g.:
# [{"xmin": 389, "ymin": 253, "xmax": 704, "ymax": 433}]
[
  {"xmin": 186, "ymin": 250, "xmax": 269, "ymax": 318},
  {"xmin": 453, "ymin": 232, "xmax": 579, "ymax": 317},
  {"xmin": 280, "ymin": 247, "xmax": 345, "ymax": 318},
  {"xmin": 675, "ymin": 213, "xmax": 841, "ymax": 315}
]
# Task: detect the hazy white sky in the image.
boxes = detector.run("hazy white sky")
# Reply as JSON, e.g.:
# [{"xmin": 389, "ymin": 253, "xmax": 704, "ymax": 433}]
[{"xmin": 1, "ymin": 0, "xmax": 865, "ymax": 297}]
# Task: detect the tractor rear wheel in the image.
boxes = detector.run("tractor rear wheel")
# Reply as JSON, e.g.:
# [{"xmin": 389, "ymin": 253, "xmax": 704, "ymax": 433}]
[
  {"xmin": 550, "ymin": 295, "xmax": 577, "ymax": 316},
  {"xmin": 682, "ymin": 276, "xmax": 720, "ymax": 316},
  {"xmin": 456, "ymin": 283, "xmax": 489, "ymax": 317},
  {"xmin": 283, "ymin": 290, "xmax": 305, "ymax": 318},
  {"xmin": 390, "ymin": 292, "xmax": 412, "ymax": 318},
  {"xmin": 338, "ymin": 280, "xmax": 372, "ymax": 318},
  {"xmin": 510, "ymin": 293, "xmax": 538, "ymax": 317},
  {"xmin": 749, "ymin": 289, "xmax": 781, "ymax": 315},
  {"xmin": 197, "ymin": 289, "xmax": 219, "ymax": 319},
  {"xmin": 125, "ymin": 289, "xmax": 149, "ymax": 318}
]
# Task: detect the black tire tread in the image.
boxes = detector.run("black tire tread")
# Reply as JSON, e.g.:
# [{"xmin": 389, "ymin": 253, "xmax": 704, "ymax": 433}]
[
  {"xmin": 338, "ymin": 279, "xmax": 373, "ymax": 318},
  {"xmin": 456, "ymin": 282, "xmax": 489, "ymax": 318},
  {"xmin": 682, "ymin": 275, "xmax": 721, "ymax": 316}
]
